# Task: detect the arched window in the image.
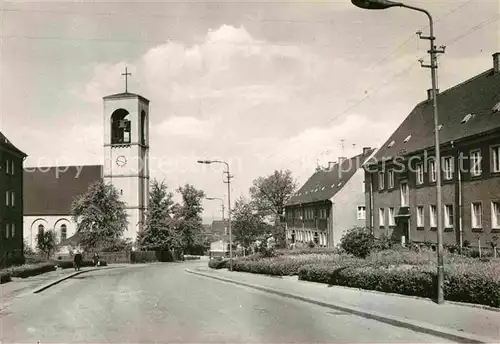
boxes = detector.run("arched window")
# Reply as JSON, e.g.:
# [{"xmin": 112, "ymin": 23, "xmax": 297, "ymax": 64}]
[
  {"xmin": 60, "ymin": 224, "xmax": 67, "ymax": 241},
  {"xmin": 38, "ymin": 224, "xmax": 45, "ymax": 237},
  {"xmin": 111, "ymin": 109, "xmax": 131, "ymax": 144},
  {"xmin": 140, "ymin": 110, "xmax": 146, "ymax": 145}
]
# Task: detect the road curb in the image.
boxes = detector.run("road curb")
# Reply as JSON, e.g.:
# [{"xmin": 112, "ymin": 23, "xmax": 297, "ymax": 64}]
[
  {"xmin": 32, "ymin": 266, "xmax": 118, "ymax": 294},
  {"xmin": 185, "ymin": 268, "xmax": 498, "ymax": 344}
]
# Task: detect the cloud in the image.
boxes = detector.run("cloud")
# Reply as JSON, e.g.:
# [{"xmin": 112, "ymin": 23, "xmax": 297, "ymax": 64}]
[{"xmin": 154, "ymin": 116, "xmax": 213, "ymax": 140}]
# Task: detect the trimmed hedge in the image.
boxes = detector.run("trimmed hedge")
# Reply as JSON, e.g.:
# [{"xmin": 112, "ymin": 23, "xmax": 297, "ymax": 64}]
[
  {"xmin": 3, "ymin": 263, "xmax": 57, "ymax": 279},
  {"xmin": 298, "ymin": 262, "xmax": 500, "ymax": 308},
  {"xmin": 231, "ymin": 254, "xmax": 366, "ymax": 276},
  {"xmin": 208, "ymin": 259, "xmax": 230, "ymax": 269},
  {"xmin": 54, "ymin": 259, "xmax": 107, "ymax": 269}
]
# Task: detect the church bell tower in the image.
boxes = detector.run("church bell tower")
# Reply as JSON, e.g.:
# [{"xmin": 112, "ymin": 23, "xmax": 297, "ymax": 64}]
[{"xmin": 102, "ymin": 67, "xmax": 150, "ymax": 241}]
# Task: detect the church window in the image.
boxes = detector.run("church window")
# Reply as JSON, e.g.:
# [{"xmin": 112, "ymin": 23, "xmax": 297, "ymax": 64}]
[
  {"xmin": 111, "ymin": 109, "xmax": 131, "ymax": 144},
  {"xmin": 38, "ymin": 224, "xmax": 45, "ymax": 237},
  {"xmin": 140, "ymin": 110, "xmax": 147, "ymax": 145},
  {"xmin": 60, "ymin": 224, "xmax": 67, "ymax": 241}
]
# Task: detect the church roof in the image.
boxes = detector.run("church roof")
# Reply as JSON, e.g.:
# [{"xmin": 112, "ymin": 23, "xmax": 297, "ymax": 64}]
[
  {"xmin": 0, "ymin": 131, "xmax": 27, "ymax": 157},
  {"xmin": 103, "ymin": 92, "xmax": 150, "ymax": 104},
  {"xmin": 24, "ymin": 165, "xmax": 103, "ymax": 216}
]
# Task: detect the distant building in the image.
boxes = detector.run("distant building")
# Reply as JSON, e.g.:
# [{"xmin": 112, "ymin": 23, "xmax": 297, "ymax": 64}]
[
  {"xmin": 208, "ymin": 220, "xmax": 230, "ymax": 258},
  {"xmin": 285, "ymin": 147, "xmax": 375, "ymax": 247},
  {"xmin": 0, "ymin": 131, "xmax": 27, "ymax": 265},
  {"xmin": 363, "ymin": 52, "xmax": 500, "ymax": 248}
]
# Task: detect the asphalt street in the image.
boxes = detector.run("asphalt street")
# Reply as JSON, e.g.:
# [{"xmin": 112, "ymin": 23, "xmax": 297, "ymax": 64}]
[{"xmin": 0, "ymin": 262, "xmax": 452, "ymax": 343}]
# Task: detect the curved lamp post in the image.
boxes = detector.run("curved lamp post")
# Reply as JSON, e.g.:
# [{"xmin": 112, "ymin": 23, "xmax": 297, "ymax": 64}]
[
  {"xmin": 352, "ymin": 0, "xmax": 445, "ymax": 304},
  {"xmin": 198, "ymin": 160, "xmax": 233, "ymax": 271}
]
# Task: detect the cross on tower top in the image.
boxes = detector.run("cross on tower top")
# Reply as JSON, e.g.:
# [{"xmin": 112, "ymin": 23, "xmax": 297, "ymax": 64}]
[{"xmin": 122, "ymin": 67, "xmax": 132, "ymax": 93}]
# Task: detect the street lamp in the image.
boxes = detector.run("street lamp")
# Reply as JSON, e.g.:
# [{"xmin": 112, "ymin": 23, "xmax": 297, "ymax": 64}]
[
  {"xmin": 352, "ymin": 0, "xmax": 445, "ymax": 304},
  {"xmin": 206, "ymin": 197, "xmax": 225, "ymax": 221},
  {"xmin": 197, "ymin": 160, "xmax": 233, "ymax": 271}
]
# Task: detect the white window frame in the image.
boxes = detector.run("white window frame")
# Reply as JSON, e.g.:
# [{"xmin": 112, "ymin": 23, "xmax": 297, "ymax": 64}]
[
  {"xmin": 400, "ymin": 182, "xmax": 409, "ymax": 207},
  {"xmin": 388, "ymin": 170, "xmax": 394, "ymax": 189},
  {"xmin": 5, "ymin": 160, "xmax": 9, "ymax": 174},
  {"xmin": 5, "ymin": 191, "xmax": 9, "ymax": 206},
  {"xmin": 379, "ymin": 208, "xmax": 385, "ymax": 227},
  {"xmin": 388, "ymin": 207, "xmax": 395, "ymax": 226},
  {"xmin": 443, "ymin": 157, "xmax": 453, "ymax": 180},
  {"xmin": 416, "ymin": 163, "xmax": 424, "ymax": 184},
  {"xmin": 5, "ymin": 224, "xmax": 10, "ymax": 238},
  {"xmin": 491, "ymin": 145, "xmax": 500, "ymax": 173},
  {"xmin": 10, "ymin": 191, "xmax": 14, "ymax": 207},
  {"xmin": 491, "ymin": 201, "xmax": 500, "ymax": 229},
  {"xmin": 11, "ymin": 161, "xmax": 14, "ymax": 175},
  {"xmin": 471, "ymin": 202, "xmax": 483, "ymax": 229},
  {"xmin": 429, "ymin": 159, "xmax": 436, "ymax": 182},
  {"xmin": 430, "ymin": 204, "xmax": 437, "ymax": 228},
  {"xmin": 378, "ymin": 172, "xmax": 385, "ymax": 190},
  {"xmin": 470, "ymin": 149, "xmax": 482, "ymax": 176},
  {"xmin": 444, "ymin": 204, "xmax": 454, "ymax": 228},
  {"xmin": 11, "ymin": 223, "xmax": 15, "ymax": 237},
  {"xmin": 416, "ymin": 206, "xmax": 424, "ymax": 227},
  {"xmin": 357, "ymin": 206, "xmax": 366, "ymax": 220}
]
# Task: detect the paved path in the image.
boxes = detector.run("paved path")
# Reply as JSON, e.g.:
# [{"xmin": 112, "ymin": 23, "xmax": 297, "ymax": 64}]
[
  {"xmin": 0, "ymin": 262, "xmax": 451, "ymax": 343},
  {"xmin": 194, "ymin": 263, "xmax": 500, "ymax": 341}
]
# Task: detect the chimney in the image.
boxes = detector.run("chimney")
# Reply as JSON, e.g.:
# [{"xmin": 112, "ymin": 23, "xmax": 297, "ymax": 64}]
[
  {"xmin": 427, "ymin": 89, "xmax": 439, "ymax": 101},
  {"xmin": 338, "ymin": 156, "xmax": 346, "ymax": 164},
  {"xmin": 362, "ymin": 147, "xmax": 371, "ymax": 155},
  {"xmin": 328, "ymin": 161, "xmax": 336, "ymax": 170},
  {"xmin": 493, "ymin": 52, "xmax": 500, "ymax": 73}
]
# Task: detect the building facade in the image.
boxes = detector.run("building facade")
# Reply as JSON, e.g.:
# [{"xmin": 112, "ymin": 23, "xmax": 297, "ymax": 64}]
[
  {"xmin": 364, "ymin": 52, "xmax": 500, "ymax": 248},
  {"xmin": 285, "ymin": 147, "xmax": 375, "ymax": 247},
  {"xmin": 0, "ymin": 132, "xmax": 27, "ymax": 265}
]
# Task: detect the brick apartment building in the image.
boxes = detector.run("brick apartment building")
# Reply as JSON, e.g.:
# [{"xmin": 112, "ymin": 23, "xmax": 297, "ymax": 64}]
[
  {"xmin": 285, "ymin": 147, "xmax": 375, "ymax": 247},
  {"xmin": 364, "ymin": 52, "xmax": 500, "ymax": 249},
  {"xmin": 0, "ymin": 131, "xmax": 27, "ymax": 265}
]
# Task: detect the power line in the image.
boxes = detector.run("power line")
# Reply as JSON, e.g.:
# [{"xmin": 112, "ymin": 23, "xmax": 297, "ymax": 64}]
[
  {"xmin": 0, "ymin": 7, "xmax": 413, "ymax": 28},
  {"xmin": 444, "ymin": 14, "xmax": 500, "ymax": 46}
]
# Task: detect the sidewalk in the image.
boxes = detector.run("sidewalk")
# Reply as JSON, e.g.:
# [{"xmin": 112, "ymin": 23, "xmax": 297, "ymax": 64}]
[
  {"xmin": 1, "ymin": 264, "xmax": 125, "ymax": 302},
  {"xmin": 189, "ymin": 267, "xmax": 500, "ymax": 342}
]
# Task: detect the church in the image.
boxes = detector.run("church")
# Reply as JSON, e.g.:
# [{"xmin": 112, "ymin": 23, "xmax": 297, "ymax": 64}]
[{"xmin": 23, "ymin": 75, "xmax": 151, "ymax": 251}]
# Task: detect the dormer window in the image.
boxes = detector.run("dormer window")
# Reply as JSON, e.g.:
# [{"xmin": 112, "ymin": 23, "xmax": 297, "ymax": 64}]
[
  {"xmin": 403, "ymin": 135, "xmax": 411, "ymax": 143},
  {"xmin": 388, "ymin": 140, "xmax": 395, "ymax": 148},
  {"xmin": 461, "ymin": 113, "xmax": 475, "ymax": 123}
]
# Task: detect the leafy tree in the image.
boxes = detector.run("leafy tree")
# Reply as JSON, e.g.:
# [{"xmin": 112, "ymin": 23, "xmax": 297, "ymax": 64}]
[
  {"xmin": 174, "ymin": 184, "xmax": 206, "ymax": 254},
  {"xmin": 36, "ymin": 229, "xmax": 58, "ymax": 259},
  {"xmin": 101, "ymin": 237, "xmax": 134, "ymax": 252},
  {"xmin": 232, "ymin": 197, "xmax": 268, "ymax": 251},
  {"xmin": 71, "ymin": 181, "xmax": 128, "ymax": 252},
  {"xmin": 137, "ymin": 179, "xmax": 181, "ymax": 251},
  {"xmin": 249, "ymin": 169, "xmax": 297, "ymax": 247},
  {"xmin": 23, "ymin": 239, "xmax": 36, "ymax": 256}
]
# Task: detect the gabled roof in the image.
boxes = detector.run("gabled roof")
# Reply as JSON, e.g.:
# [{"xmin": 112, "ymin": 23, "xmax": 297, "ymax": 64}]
[
  {"xmin": 103, "ymin": 92, "xmax": 150, "ymax": 104},
  {"xmin": 286, "ymin": 149, "xmax": 375, "ymax": 206},
  {"xmin": 367, "ymin": 66, "xmax": 500, "ymax": 165},
  {"xmin": 211, "ymin": 220, "xmax": 228, "ymax": 234},
  {"xmin": 0, "ymin": 131, "xmax": 27, "ymax": 157},
  {"xmin": 24, "ymin": 165, "xmax": 103, "ymax": 216}
]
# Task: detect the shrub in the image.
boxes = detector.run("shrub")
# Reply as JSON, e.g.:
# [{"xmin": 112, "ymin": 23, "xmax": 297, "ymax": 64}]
[
  {"xmin": 4, "ymin": 263, "xmax": 57, "ymax": 279},
  {"xmin": 298, "ymin": 261, "xmax": 500, "ymax": 308},
  {"xmin": 208, "ymin": 258, "xmax": 230, "ymax": 269},
  {"xmin": 340, "ymin": 227, "xmax": 375, "ymax": 258},
  {"xmin": 0, "ymin": 272, "xmax": 12, "ymax": 284},
  {"xmin": 232, "ymin": 254, "xmax": 365, "ymax": 276}
]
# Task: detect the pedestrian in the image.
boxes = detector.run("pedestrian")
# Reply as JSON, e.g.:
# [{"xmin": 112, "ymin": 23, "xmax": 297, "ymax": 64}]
[
  {"xmin": 93, "ymin": 252, "xmax": 100, "ymax": 267},
  {"xmin": 73, "ymin": 251, "xmax": 83, "ymax": 271}
]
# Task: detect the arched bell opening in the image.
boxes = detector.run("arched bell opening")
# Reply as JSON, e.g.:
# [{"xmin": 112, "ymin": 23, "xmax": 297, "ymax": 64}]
[{"xmin": 111, "ymin": 109, "xmax": 131, "ymax": 144}]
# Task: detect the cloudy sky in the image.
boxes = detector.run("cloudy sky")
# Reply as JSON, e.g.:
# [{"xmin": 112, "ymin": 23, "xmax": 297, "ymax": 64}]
[{"xmin": 1, "ymin": 0, "xmax": 499, "ymax": 222}]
